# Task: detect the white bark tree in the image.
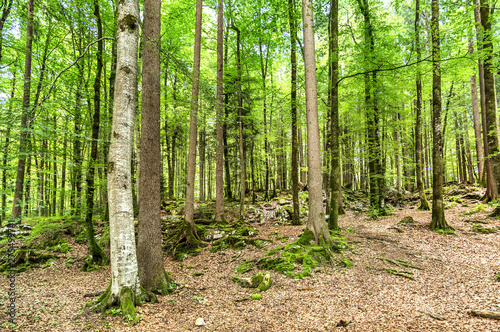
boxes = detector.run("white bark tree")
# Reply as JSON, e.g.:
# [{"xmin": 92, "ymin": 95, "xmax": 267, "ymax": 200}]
[{"xmin": 86, "ymin": 0, "xmax": 147, "ymax": 322}]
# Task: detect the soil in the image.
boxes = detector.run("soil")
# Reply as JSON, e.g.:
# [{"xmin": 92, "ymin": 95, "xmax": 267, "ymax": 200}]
[{"xmin": 1, "ymin": 198, "xmax": 500, "ymax": 331}]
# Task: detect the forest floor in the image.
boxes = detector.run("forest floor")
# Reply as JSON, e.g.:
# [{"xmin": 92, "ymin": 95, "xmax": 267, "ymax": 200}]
[{"xmin": 1, "ymin": 187, "xmax": 500, "ymax": 331}]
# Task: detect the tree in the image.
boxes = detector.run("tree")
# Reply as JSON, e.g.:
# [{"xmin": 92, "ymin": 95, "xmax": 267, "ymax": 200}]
[
  {"xmin": 288, "ymin": 0, "xmax": 300, "ymax": 226},
  {"xmin": 480, "ymin": 0, "xmax": 499, "ymax": 201},
  {"xmin": 137, "ymin": 0, "xmax": 174, "ymax": 295},
  {"xmin": 328, "ymin": 0, "xmax": 340, "ymax": 230},
  {"xmin": 429, "ymin": 0, "xmax": 453, "ymax": 232},
  {"xmin": 82, "ymin": 0, "xmax": 109, "ymax": 270},
  {"xmin": 302, "ymin": 0, "xmax": 331, "ymax": 244},
  {"xmin": 183, "ymin": 0, "xmax": 202, "ymax": 244},
  {"xmin": 11, "ymin": 0, "xmax": 34, "ymax": 221},
  {"xmin": 414, "ymin": 0, "xmax": 430, "ymax": 210},
  {"xmin": 215, "ymin": 0, "xmax": 224, "ymax": 222},
  {"xmin": 87, "ymin": 0, "xmax": 149, "ymax": 322}
]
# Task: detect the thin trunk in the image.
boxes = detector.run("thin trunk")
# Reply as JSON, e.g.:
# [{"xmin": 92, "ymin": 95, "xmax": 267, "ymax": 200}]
[
  {"xmin": 1, "ymin": 73, "xmax": 15, "ymax": 224},
  {"xmin": 289, "ymin": 0, "xmax": 300, "ymax": 225},
  {"xmin": 11, "ymin": 0, "xmax": 34, "ymax": 220},
  {"xmin": 59, "ymin": 117, "xmax": 68, "ymax": 215},
  {"xmin": 215, "ymin": 0, "xmax": 224, "ymax": 221},
  {"xmin": 184, "ymin": 0, "xmax": 203, "ymax": 243},
  {"xmin": 469, "ymin": 38, "xmax": 484, "ymax": 182},
  {"xmin": 415, "ymin": 0, "xmax": 430, "ymax": 210},
  {"xmin": 328, "ymin": 0, "xmax": 340, "ymax": 229}
]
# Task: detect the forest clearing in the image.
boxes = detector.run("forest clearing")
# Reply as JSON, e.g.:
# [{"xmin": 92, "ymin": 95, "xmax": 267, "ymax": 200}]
[{"xmin": 1, "ymin": 186, "xmax": 500, "ymax": 331}]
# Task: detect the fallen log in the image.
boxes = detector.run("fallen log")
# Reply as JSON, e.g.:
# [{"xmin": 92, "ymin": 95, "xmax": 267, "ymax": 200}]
[{"xmin": 471, "ymin": 310, "xmax": 500, "ymax": 320}]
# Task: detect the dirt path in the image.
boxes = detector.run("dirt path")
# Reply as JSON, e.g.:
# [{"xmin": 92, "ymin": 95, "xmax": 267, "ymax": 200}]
[{"xmin": 1, "ymin": 204, "xmax": 499, "ymax": 331}]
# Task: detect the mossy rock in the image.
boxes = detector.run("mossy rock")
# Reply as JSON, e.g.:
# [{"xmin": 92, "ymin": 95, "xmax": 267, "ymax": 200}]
[
  {"xmin": 233, "ymin": 272, "xmax": 272, "ymax": 292},
  {"xmin": 0, "ymin": 248, "xmax": 57, "ymax": 273},
  {"xmin": 399, "ymin": 216, "xmax": 417, "ymax": 225}
]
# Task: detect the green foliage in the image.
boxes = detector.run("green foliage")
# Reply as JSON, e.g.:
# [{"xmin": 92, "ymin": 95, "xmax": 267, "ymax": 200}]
[
  {"xmin": 495, "ymin": 272, "xmax": 500, "ymax": 282},
  {"xmin": 97, "ymin": 227, "xmax": 110, "ymax": 248}
]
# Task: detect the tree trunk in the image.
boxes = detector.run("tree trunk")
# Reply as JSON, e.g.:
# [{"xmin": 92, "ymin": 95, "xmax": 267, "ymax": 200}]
[
  {"xmin": 0, "ymin": 0, "xmax": 13, "ymax": 64},
  {"xmin": 302, "ymin": 0, "xmax": 331, "ymax": 244},
  {"xmin": 183, "ymin": 0, "xmax": 203, "ymax": 245},
  {"xmin": 91, "ymin": 0, "xmax": 147, "ymax": 320},
  {"xmin": 288, "ymin": 0, "xmax": 300, "ymax": 225},
  {"xmin": 469, "ymin": 39, "xmax": 484, "ymax": 182},
  {"xmin": 480, "ymin": 0, "xmax": 499, "ymax": 201},
  {"xmin": 430, "ymin": 0, "xmax": 453, "ymax": 232},
  {"xmin": 137, "ymin": 0, "xmax": 173, "ymax": 295},
  {"xmin": 328, "ymin": 0, "xmax": 340, "ymax": 230},
  {"xmin": 1, "ymin": 72, "xmax": 15, "ymax": 225},
  {"xmin": 11, "ymin": 0, "xmax": 34, "ymax": 220},
  {"xmin": 415, "ymin": 0, "xmax": 430, "ymax": 210},
  {"xmin": 215, "ymin": 0, "xmax": 224, "ymax": 222},
  {"xmin": 81, "ymin": 0, "xmax": 109, "ymax": 270}
]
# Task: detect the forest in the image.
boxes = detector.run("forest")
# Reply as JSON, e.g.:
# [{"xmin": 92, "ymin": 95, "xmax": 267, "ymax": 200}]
[{"xmin": 0, "ymin": 0, "xmax": 499, "ymax": 330}]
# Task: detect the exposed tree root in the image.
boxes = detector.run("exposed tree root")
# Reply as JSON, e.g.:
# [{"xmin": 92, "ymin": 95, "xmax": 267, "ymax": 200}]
[{"xmin": 84, "ymin": 281, "xmax": 154, "ymax": 324}]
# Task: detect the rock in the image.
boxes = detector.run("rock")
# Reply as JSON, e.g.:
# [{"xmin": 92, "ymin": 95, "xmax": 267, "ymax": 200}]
[
  {"xmin": 195, "ymin": 318, "xmax": 206, "ymax": 326},
  {"xmin": 399, "ymin": 216, "xmax": 416, "ymax": 224}
]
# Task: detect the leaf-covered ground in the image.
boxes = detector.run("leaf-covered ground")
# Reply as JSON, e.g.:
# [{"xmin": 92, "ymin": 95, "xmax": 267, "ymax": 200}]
[{"xmin": 1, "ymin": 190, "xmax": 500, "ymax": 331}]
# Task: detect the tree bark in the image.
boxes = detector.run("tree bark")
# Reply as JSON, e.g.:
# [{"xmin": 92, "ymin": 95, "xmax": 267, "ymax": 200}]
[
  {"xmin": 94, "ymin": 0, "xmax": 147, "ymax": 320},
  {"xmin": 215, "ymin": 0, "xmax": 224, "ymax": 222},
  {"xmin": 469, "ymin": 39, "xmax": 484, "ymax": 182},
  {"xmin": 480, "ymin": 0, "xmax": 499, "ymax": 202},
  {"xmin": 11, "ymin": 0, "xmax": 34, "ymax": 220},
  {"xmin": 415, "ymin": 0, "xmax": 430, "ymax": 210},
  {"xmin": 288, "ymin": 0, "xmax": 300, "ymax": 225},
  {"xmin": 137, "ymin": 0, "xmax": 173, "ymax": 295},
  {"xmin": 302, "ymin": 0, "xmax": 331, "ymax": 244},
  {"xmin": 430, "ymin": 0, "xmax": 452, "ymax": 232},
  {"xmin": 328, "ymin": 0, "xmax": 340, "ymax": 229}
]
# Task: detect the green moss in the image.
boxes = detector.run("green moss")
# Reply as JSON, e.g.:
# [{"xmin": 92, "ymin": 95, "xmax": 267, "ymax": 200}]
[
  {"xmin": 235, "ymin": 260, "xmax": 253, "ymax": 274},
  {"xmin": 463, "ymin": 203, "xmax": 487, "ymax": 216},
  {"xmin": 120, "ymin": 287, "xmax": 137, "ymax": 324},
  {"xmin": 193, "ymin": 272, "xmax": 204, "ymax": 277},
  {"xmin": 472, "ymin": 224, "xmax": 497, "ymax": 234},
  {"xmin": 252, "ymin": 294, "xmax": 262, "ymax": 300},
  {"xmin": 495, "ymin": 272, "xmax": 500, "ymax": 282}
]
